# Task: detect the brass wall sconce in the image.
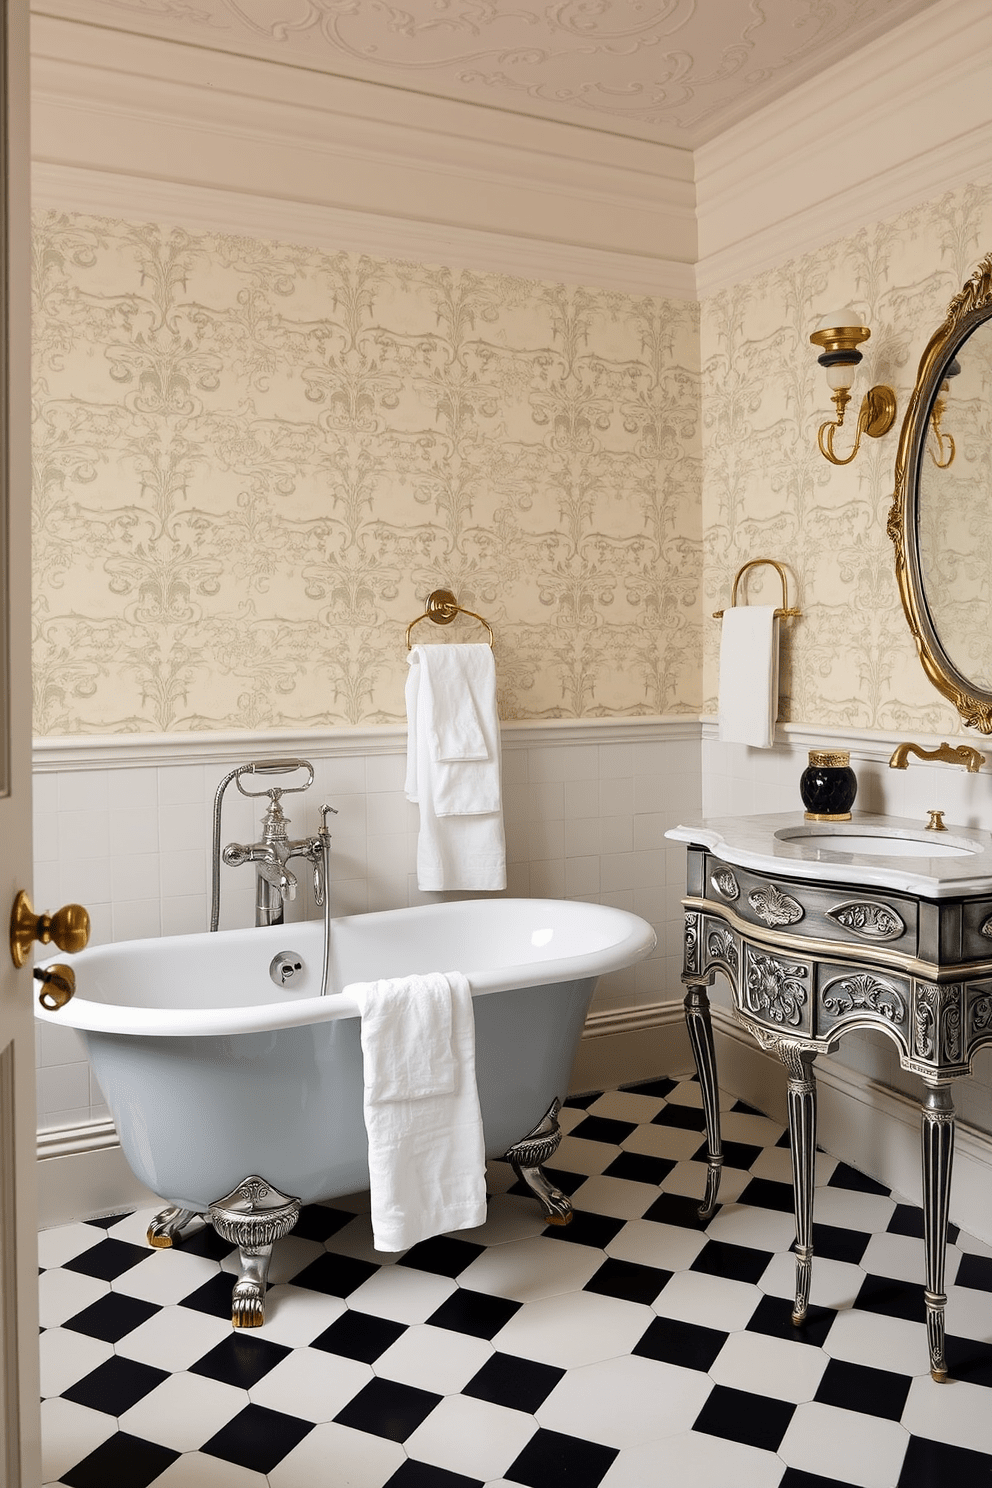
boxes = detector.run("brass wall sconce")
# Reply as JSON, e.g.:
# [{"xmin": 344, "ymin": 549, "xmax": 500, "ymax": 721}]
[
  {"xmin": 810, "ymin": 308, "xmax": 897, "ymax": 465},
  {"xmin": 928, "ymin": 356, "xmax": 959, "ymax": 468}
]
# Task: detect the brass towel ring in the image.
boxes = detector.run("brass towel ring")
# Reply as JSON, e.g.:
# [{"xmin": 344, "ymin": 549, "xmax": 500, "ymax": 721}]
[
  {"xmin": 406, "ymin": 589, "xmax": 495, "ymax": 650},
  {"xmin": 713, "ymin": 559, "xmax": 801, "ymax": 620}
]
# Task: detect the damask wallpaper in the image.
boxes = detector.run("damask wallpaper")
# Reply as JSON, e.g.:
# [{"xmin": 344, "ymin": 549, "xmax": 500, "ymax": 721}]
[
  {"xmin": 702, "ymin": 179, "xmax": 992, "ymax": 736},
  {"xmin": 31, "ymin": 214, "xmax": 702, "ymax": 734}
]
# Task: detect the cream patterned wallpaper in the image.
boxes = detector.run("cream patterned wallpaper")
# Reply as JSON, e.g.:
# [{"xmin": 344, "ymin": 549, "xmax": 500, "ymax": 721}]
[
  {"xmin": 31, "ymin": 214, "xmax": 702, "ymax": 734},
  {"xmin": 702, "ymin": 179, "xmax": 992, "ymax": 736}
]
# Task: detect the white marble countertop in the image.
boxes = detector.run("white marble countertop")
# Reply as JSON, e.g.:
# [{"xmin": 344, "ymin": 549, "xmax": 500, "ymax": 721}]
[{"xmin": 665, "ymin": 811, "xmax": 992, "ymax": 899}]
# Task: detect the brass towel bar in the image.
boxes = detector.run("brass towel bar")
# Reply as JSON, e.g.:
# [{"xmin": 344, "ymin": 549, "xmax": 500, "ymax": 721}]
[
  {"xmin": 713, "ymin": 559, "xmax": 801, "ymax": 621},
  {"xmin": 405, "ymin": 589, "xmax": 495, "ymax": 650}
]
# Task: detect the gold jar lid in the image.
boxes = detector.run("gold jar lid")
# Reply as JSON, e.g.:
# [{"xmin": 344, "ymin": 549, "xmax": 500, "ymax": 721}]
[{"xmin": 808, "ymin": 749, "xmax": 850, "ymax": 768}]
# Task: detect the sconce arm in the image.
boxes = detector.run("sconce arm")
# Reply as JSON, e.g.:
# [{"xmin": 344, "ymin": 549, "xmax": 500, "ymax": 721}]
[{"xmin": 818, "ymin": 385, "xmax": 897, "ymax": 467}]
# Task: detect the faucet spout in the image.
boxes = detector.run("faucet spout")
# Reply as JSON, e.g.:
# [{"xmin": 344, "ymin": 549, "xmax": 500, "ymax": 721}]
[{"xmin": 889, "ymin": 740, "xmax": 984, "ymax": 773}]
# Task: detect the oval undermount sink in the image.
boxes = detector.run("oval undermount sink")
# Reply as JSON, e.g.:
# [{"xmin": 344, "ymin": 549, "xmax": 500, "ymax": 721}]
[{"xmin": 775, "ymin": 828, "xmax": 979, "ymax": 858}]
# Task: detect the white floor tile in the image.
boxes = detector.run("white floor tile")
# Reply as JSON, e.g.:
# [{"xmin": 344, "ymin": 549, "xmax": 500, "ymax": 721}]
[
  {"xmin": 375, "ymin": 1323, "xmax": 493, "ymax": 1394},
  {"xmin": 344, "ymin": 1264, "xmax": 456, "ymax": 1324},
  {"xmin": 601, "ymin": 1429, "xmax": 784, "ymax": 1487},
  {"xmin": 778, "ymin": 1400, "xmax": 909, "ymax": 1488},
  {"xmin": 709, "ymin": 1328, "xmax": 828, "ymax": 1403},
  {"xmin": 249, "ymin": 1346, "xmax": 373, "ymax": 1422},
  {"xmin": 760, "ymin": 1250, "xmax": 865, "ymax": 1312},
  {"xmin": 406, "ymin": 1392, "xmax": 536, "ymax": 1480},
  {"xmin": 652, "ymin": 1270, "xmax": 761, "ymax": 1332},
  {"xmin": 492, "ymin": 1289, "xmax": 653, "ymax": 1368},
  {"xmin": 37, "ymin": 1221, "xmax": 107, "ymax": 1271},
  {"xmin": 152, "ymin": 1452, "xmax": 271, "ymax": 1486},
  {"xmin": 457, "ymin": 1234, "xmax": 603, "ymax": 1301},
  {"xmin": 555, "ymin": 1135, "xmax": 621, "ymax": 1175},
  {"xmin": 451, "ymin": 1192, "xmax": 549, "ymax": 1248},
  {"xmin": 747, "ymin": 1145, "xmax": 796, "ymax": 1185},
  {"xmin": 719, "ymin": 1111, "xmax": 785, "ymax": 1149},
  {"xmin": 859, "ymin": 1230, "xmax": 928, "ymax": 1286},
  {"xmin": 40, "ymin": 1397, "xmax": 116, "ymax": 1484},
  {"xmin": 704, "ymin": 1201, "xmax": 796, "ymax": 1254},
  {"xmin": 39, "ymin": 1327, "xmax": 113, "ymax": 1398},
  {"xmin": 115, "ymin": 1303, "xmax": 233, "ymax": 1373},
  {"xmin": 811, "ymin": 1185, "xmax": 895, "ymax": 1233},
  {"xmin": 119, "ymin": 1371, "xmax": 248, "ymax": 1451},
  {"xmin": 252, "ymin": 1284, "xmax": 347, "ymax": 1347},
  {"xmin": 587, "ymin": 1090, "xmax": 666, "ymax": 1123},
  {"xmin": 660, "ymin": 1160, "xmax": 750, "ymax": 1205},
  {"xmin": 267, "ymin": 1421, "xmax": 405, "ymax": 1488},
  {"xmin": 38, "ymin": 1266, "xmax": 108, "ymax": 1328},
  {"xmin": 538, "ymin": 1353, "xmax": 712, "ymax": 1447},
  {"xmin": 955, "ymin": 1228, "xmax": 992, "ymax": 1259},
  {"xmin": 822, "ymin": 1306, "xmax": 929, "ymax": 1376},
  {"xmin": 114, "ymin": 1248, "xmax": 220, "ymax": 1306},
  {"xmin": 323, "ymin": 1213, "xmax": 406, "ymax": 1266},
  {"xmin": 620, "ymin": 1122, "xmax": 704, "ymax": 1162},
  {"xmin": 104, "ymin": 1206, "xmax": 174, "ymax": 1247},
  {"xmin": 902, "ymin": 1373, "xmax": 992, "ymax": 1453},
  {"xmin": 605, "ymin": 1218, "xmax": 707, "ymax": 1273},
  {"xmin": 944, "ymin": 1281, "xmax": 992, "ymax": 1343},
  {"xmin": 570, "ymin": 1173, "xmax": 667, "ymax": 1221},
  {"xmin": 217, "ymin": 1234, "xmax": 323, "ymax": 1286}
]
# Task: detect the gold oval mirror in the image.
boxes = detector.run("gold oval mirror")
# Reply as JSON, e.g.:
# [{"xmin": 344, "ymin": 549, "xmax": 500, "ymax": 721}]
[{"xmin": 890, "ymin": 253, "xmax": 992, "ymax": 732}]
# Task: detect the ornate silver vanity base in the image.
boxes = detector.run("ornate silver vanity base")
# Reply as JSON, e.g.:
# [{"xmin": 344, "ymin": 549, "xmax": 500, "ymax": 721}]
[
  {"xmin": 504, "ymin": 1098, "xmax": 572, "ymax": 1225},
  {"xmin": 684, "ymin": 983, "xmax": 724, "ymax": 1220},
  {"xmin": 207, "ymin": 1176, "xmax": 301, "ymax": 1327},
  {"xmin": 146, "ymin": 1206, "xmax": 200, "ymax": 1249}
]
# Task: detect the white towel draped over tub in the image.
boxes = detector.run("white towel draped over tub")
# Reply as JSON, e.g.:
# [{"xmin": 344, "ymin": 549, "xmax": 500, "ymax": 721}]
[
  {"xmin": 350, "ymin": 971, "xmax": 488, "ymax": 1252},
  {"xmin": 405, "ymin": 643, "xmax": 506, "ymax": 891},
  {"xmin": 717, "ymin": 606, "xmax": 780, "ymax": 750}
]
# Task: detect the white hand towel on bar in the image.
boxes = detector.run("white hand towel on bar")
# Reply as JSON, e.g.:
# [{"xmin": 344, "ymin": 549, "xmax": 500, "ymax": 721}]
[
  {"xmin": 718, "ymin": 606, "xmax": 780, "ymax": 749},
  {"xmin": 351, "ymin": 971, "xmax": 487, "ymax": 1252},
  {"xmin": 405, "ymin": 643, "xmax": 506, "ymax": 891}
]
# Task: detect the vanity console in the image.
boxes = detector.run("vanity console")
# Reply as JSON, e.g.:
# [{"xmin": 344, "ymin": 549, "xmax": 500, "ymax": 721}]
[{"xmin": 668, "ymin": 810, "xmax": 992, "ymax": 1382}]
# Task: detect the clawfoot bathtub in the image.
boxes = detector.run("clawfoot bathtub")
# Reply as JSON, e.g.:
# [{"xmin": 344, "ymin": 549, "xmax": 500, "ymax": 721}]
[{"xmin": 38, "ymin": 898, "xmax": 656, "ymax": 1325}]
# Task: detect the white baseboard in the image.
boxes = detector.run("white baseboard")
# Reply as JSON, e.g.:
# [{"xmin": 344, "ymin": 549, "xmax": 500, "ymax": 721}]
[{"xmin": 37, "ymin": 1001, "xmax": 992, "ymax": 1245}]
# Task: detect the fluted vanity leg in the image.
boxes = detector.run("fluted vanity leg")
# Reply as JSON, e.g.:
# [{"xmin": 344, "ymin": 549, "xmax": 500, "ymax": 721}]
[
  {"xmin": 505, "ymin": 1098, "xmax": 571, "ymax": 1225},
  {"xmin": 921, "ymin": 1080, "xmax": 954, "ymax": 1382},
  {"xmin": 781, "ymin": 1043, "xmax": 818, "ymax": 1326},
  {"xmin": 684, "ymin": 982, "xmax": 724, "ymax": 1220},
  {"xmin": 146, "ymin": 1206, "xmax": 199, "ymax": 1249}
]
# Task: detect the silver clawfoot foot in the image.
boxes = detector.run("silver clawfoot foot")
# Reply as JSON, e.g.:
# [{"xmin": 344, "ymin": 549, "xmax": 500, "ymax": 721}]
[
  {"xmin": 922, "ymin": 1080, "xmax": 954, "ymax": 1381},
  {"xmin": 684, "ymin": 982, "xmax": 724, "ymax": 1220},
  {"xmin": 208, "ymin": 1175, "xmax": 301, "ymax": 1328},
  {"xmin": 505, "ymin": 1098, "xmax": 571, "ymax": 1225},
  {"xmin": 147, "ymin": 1205, "xmax": 199, "ymax": 1249}
]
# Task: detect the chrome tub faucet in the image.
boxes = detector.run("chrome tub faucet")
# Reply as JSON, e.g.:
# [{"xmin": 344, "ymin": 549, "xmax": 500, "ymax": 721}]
[{"xmin": 210, "ymin": 759, "xmax": 325, "ymax": 930}]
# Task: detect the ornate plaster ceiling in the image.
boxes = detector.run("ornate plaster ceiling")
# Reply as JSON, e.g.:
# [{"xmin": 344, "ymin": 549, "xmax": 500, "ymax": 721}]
[{"xmin": 35, "ymin": 0, "xmax": 943, "ymax": 147}]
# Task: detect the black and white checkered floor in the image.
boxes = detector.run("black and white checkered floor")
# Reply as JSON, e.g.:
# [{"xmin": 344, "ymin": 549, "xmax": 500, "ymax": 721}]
[{"xmin": 39, "ymin": 1074, "xmax": 992, "ymax": 1487}]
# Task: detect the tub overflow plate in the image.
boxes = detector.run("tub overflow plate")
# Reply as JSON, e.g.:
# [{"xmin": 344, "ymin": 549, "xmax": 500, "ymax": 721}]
[{"xmin": 270, "ymin": 951, "xmax": 304, "ymax": 987}]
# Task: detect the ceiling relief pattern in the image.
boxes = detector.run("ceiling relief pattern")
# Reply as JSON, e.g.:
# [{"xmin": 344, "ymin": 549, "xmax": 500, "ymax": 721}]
[
  {"xmin": 37, "ymin": 0, "xmax": 940, "ymax": 145},
  {"xmin": 31, "ymin": 211, "xmax": 701, "ymax": 734}
]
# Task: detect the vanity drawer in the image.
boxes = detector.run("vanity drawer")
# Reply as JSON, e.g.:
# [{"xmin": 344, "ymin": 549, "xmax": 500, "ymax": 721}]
[{"xmin": 703, "ymin": 855, "xmax": 918, "ymax": 955}]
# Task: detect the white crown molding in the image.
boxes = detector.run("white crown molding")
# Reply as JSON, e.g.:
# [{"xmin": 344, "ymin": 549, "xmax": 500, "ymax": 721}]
[
  {"xmin": 31, "ymin": 164, "xmax": 697, "ymax": 300},
  {"xmin": 695, "ymin": 0, "xmax": 992, "ymax": 294},
  {"xmin": 32, "ymin": 715, "xmax": 704, "ymax": 772},
  {"xmin": 30, "ymin": 15, "xmax": 696, "ymax": 296}
]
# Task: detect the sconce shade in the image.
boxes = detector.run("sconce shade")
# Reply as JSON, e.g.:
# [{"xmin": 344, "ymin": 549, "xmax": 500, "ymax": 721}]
[{"xmin": 809, "ymin": 306, "xmax": 896, "ymax": 465}]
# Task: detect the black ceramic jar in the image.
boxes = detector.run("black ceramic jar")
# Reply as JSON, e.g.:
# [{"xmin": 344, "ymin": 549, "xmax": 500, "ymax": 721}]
[{"xmin": 799, "ymin": 749, "xmax": 858, "ymax": 821}]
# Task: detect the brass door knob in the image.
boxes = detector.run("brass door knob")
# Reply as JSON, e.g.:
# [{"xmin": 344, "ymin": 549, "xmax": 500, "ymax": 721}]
[{"xmin": 9, "ymin": 890, "xmax": 90, "ymax": 968}]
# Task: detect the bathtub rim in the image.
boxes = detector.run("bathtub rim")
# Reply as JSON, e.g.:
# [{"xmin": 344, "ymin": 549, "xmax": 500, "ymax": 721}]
[{"xmin": 36, "ymin": 897, "xmax": 657, "ymax": 1039}]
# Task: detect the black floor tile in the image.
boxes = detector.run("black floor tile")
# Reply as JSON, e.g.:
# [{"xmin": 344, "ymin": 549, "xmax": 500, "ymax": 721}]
[
  {"xmin": 201, "ymin": 1403, "xmax": 314, "ymax": 1473},
  {"xmin": 621, "ymin": 1077, "xmax": 678, "ymax": 1099},
  {"xmin": 955, "ymin": 1252, "xmax": 992, "ymax": 1293},
  {"xmin": 568, "ymin": 1114, "xmax": 638, "ymax": 1146},
  {"xmin": 898, "ymin": 1434, "xmax": 992, "ymax": 1487},
  {"xmin": 780, "ymin": 1471, "xmax": 863, "ymax": 1488},
  {"xmin": 173, "ymin": 1224, "xmax": 234, "ymax": 1262},
  {"xmin": 83, "ymin": 1212, "xmax": 132, "ymax": 1230},
  {"xmin": 509, "ymin": 1167, "xmax": 586, "ymax": 1202},
  {"xmin": 692, "ymin": 1383, "xmax": 795, "ymax": 1452},
  {"xmin": 398, "ymin": 1235, "xmax": 486, "ymax": 1277},
  {"xmin": 651, "ymin": 1103, "xmax": 707, "ymax": 1132},
  {"xmin": 602, "ymin": 1149, "xmax": 676, "ymax": 1186},
  {"xmin": 62, "ymin": 1355, "xmax": 169, "ymax": 1416},
  {"xmin": 62, "ymin": 1238, "xmax": 151, "ymax": 1282},
  {"xmin": 385, "ymin": 1462, "xmax": 484, "ymax": 1488},
  {"xmin": 814, "ymin": 1357, "xmax": 911, "ymax": 1421},
  {"xmin": 641, "ymin": 1191, "xmax": 708, "ymax": 1230},
  {"xmin": 828, "ymin": 1162, "xmax": 890, "ymax": 1196},
  {"xmin": 806, "ymin": 1220, "xmax": 871, "ymax": 1266},
  {"xmin": 540, "ymin": 1210, "xmax": 625, "ymax": 1249},
  {"xmin": 62, "ymin": 1291, "xmax": 159, "ymax": 1343},
  {"xmin": 189, "ymin": 1331, "xmax": 291, "ymax": 1389},
  {"xmin": 289, "ymin": 1250, "xmax": 380, "ymax": 1297},
  {"xmin": 427, "ymin": 1288, "xmax": 521, "ymax": 1340},
  {"xmin": 562, "ymin": 1092, "xmax": 601, "ymax": 1109},
  {"xmin": 294, "ymin": 1203, "xmax": 356, "ymax": 1243},
  {"xmin": 744, "ymin": 1292, "xmax": 834, "ymax": 1347},
  {"xmin": 462, "ymin": 1352, "xmax": 564, "ymax": 1413},
  {"xmin": 854, "ymin": 1273, "xmax": 924, "ymax": 1324},
  {"xmin": 334, "ymin": 1377, "xmax": 443, "ymax": 1442},
  {"xmin": 178, "ymin": 1273, "xmax": 240, "ymax": 1319},
  {"xmin": 690, "ymin": 1239, "xmax": 772, "ymax": 1285},
  {"xmin": 60, "ymin": 1432, "xmax": 179, "ymax": 1488},
  {"xmin": 583, "ymin": 1256, "xmax": 671, "ymax": 1306},
  {"xmin": 736, "ymin": 1176, "xmax": 796, "ymax": 1214},
  {"xmin": 945, "ymin": 1332, "xmax": 992, "ymax": 1388},
  {"xmin": 505, "ymin": 1427, "xmax": 618, "ymax": 1488},
  {"xmin": 311, "ymin": 1309, "xmax": 407, "ymax": 1364},
  {"xmin": 692, "ymin": 1139, "xmax": 762, "ymax": 1172},
  {"xmin": 633, "ymin": 1315, "xmax": 727, "ymax": 1372},
  {"xmin": 730, "ymin": 1099, "xmax": 764, "ymax": 1117},
  {"xmin": 886, "ymin": 1201, "xmax": 959, "ymax": 1245}
]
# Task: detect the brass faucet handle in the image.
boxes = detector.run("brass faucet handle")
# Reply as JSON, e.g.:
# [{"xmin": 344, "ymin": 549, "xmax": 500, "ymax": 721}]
[
  {"xmin": 926, "ymin": 810, "xmax": 947, "ymax": 832},
  {"xmin": 10, "ymin": 891, "xmax": 91, "ymax": 968}
]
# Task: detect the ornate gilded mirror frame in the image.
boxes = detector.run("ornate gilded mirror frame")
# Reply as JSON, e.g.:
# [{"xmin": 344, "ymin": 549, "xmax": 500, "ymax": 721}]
[{"xmin": 888, "ymin": 253, "xmax": 992, "ymax": 732}]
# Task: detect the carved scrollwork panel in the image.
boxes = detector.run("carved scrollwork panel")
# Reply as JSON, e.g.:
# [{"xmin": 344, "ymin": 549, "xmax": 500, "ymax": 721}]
[
  {"xmin": 747, "ymin": 883, "xmax": 804, "ymax": 928},
  {"xmin": 684, "ymin": 912, "xmax": 700, "ymax": 976},
  {"xmin": 825, "ymin": 900, "xmax": 906, "ymax": 942},
  {"xmin": 743, "ymin": 946, "xmax": 809, "ymax": 1028},
  {"xmin": 705, "ymin": 925, "xmax": 739, "ymax": 978},
  {"xmin": 820, "ymin": 972, "xmax": 907, "ymax": 1026},
  {"xmin": 711, "ymin": 868, "xmax": 740, "ymax": 901},
  {"xmin": 913, "ymin": 985, "xmax": 963, "ymax": 1064}
]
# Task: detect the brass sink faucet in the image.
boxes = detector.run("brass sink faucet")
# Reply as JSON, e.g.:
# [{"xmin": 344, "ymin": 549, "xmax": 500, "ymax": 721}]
[{"xmin": 888, "ymin": 740, "xmax": 984, "ymax": 773}]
